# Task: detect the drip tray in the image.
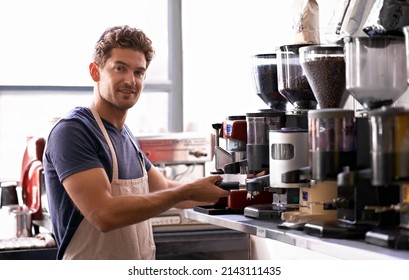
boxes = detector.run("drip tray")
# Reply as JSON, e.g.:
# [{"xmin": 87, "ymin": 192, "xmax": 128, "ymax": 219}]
[
  {"xmin": 193, "ymin": 205, "xmax": 243, "ymax": 215},
  {"xmin": 303, "ymin": 221, "xmax": 371, "ymax": 239},
  {"xmin": 243, "ymin": 204, "xmax": 296, "ymax": 220},
  {"xmin": 365, "ymin": 228, "xmax": 409, "ymax": 250}
]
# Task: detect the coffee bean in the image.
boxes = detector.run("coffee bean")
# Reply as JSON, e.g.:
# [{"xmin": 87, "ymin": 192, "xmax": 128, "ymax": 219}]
[
  {"xmin": 302, "ymin": 56, "xmax": 348, "ymax": 108},
  {"xmin": 280, "ymin": 74, "xmax": 317, "ymax": 109},
  {"xmin": 253, "ymin": 63, "xmax": 288, "ymax": 110}
]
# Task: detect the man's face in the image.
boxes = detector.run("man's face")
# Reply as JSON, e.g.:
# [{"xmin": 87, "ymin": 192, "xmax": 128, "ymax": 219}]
[{"xmin": 97, "ymin": 48, "xmax": 147, "ymax": 111}]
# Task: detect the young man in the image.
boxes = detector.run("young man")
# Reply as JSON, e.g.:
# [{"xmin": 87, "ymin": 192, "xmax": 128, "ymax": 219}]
[{"xmin": 43, "ymin": 25, "xmax": 229, "ymax": 260}]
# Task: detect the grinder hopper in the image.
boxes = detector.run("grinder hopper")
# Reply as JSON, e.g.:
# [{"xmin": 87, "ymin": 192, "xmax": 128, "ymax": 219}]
[
  {"xmin": 277, "ymin": 44, "xmax": 318, "ymax": 111},
  {"xmin": 299, "ymin": 45, "xmax": 349, "ymax": 109},
  {"xmin": 344, "ymin": 36, "xmax": 407, "ymax": 110},
  {"xmin": 251, "ymin": 53, "xmax": 288, "ymax": 111}
]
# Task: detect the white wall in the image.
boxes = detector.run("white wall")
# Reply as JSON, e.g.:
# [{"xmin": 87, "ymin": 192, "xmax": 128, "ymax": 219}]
[{"xmin": 182, "ymin": 0, "xmax": 340, "ymax": 132}]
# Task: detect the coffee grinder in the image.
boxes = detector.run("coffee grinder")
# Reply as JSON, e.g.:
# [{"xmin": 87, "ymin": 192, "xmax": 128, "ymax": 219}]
[
  {"xmin": 305, "ymin": 35, "xmax": 408, "ymax": 239},
  {"xmin": 358, "ymin": 30, "xmax": 409, "ymax": 249},
  {"xmin": 245, "ymin": 52, "xmax": 293, "ymax": 194},
  {"xmin": 363, "ymin": 107, "xmax": 409, "ymax": 249},
  {"xmin": 242, "ymin": 110, "xmax": 289, "ymax": 219},
  {"xmin": 246, "ymin": 52, "xmax": 292, "ymax": 196},
  {"xmin": 245, "ymin": 51, "xmax": 296, "ymax": 199},
  {"xmin": 269, "ymin": 45, "xmax": 353, "ymax": 228},
  {"xmin": 344, "ymin": 35, "xmax": 406, "ymax": 243},
  {"xmin": 243, "ymin": 46, "xmax": 315, "ymax": 220},
  {"xmin": 281, "ymin": 109, "xmax": 357, "ymax": 228},
  {"xmin": 244, "ymin": 127, "xmax": 310, "ymax": 221}
]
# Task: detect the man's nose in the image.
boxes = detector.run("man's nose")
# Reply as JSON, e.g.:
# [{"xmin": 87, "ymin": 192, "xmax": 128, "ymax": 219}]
[{"xmin": 125, "ymin": 73, "xmax": 137, "ymax": 85}]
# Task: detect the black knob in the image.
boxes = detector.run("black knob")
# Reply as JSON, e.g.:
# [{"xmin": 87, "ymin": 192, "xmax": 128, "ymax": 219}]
[{"xmin": 212, "ymin": 123, "xmax": 222, "ymax": 130}]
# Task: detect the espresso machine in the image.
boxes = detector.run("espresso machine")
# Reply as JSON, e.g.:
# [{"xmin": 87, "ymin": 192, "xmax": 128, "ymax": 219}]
[
  {"xmin": 138, "ymin": 132, "xmax": 230, "ymax": 227},
  {"xmin": 211, "ymin": 116, "xmax": 247, "ymax": 177},
  {"xmin": 138, "ymin": 132, "xmax": 213, "ymax": 180},
  {"xmin": 205, "ymin": 110, "xmax": 287, "ymax": 215}
]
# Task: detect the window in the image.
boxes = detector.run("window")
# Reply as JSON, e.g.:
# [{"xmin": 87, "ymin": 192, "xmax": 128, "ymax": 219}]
[
  {"xmin": 0, "ymin": 0, "xmax": 181, "ymax": 180},
  {"xmin": 0, "ymin": 0, "xmax": 170, "ymax": 86}
]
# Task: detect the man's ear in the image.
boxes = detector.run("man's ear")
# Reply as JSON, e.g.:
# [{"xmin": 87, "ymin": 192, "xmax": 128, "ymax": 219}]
[{"xmin": 89, "ymin": 62, "xmax": 100, "ymax": 82}]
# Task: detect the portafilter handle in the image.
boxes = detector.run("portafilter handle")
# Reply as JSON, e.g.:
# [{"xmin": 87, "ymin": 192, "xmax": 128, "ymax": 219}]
[{"xmin": 215, "ymin": 181, "xmax": 240, "ymax": 190}]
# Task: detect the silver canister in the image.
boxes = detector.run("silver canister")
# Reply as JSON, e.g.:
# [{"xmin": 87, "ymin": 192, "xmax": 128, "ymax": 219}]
[{"xmin": 10, "ymin": 208, "xmax": 32, "ymax": 238}]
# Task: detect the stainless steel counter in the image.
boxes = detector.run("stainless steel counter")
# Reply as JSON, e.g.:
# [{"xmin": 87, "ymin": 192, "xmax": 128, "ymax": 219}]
[{"xmin": 184, "ymin": 209, "xmax": 409, "ymax": 260}]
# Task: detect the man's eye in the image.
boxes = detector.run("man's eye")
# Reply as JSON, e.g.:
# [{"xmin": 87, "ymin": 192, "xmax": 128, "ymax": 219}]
[
  {"xmin": 114, "ymin": 66, "xmax": 124, "ymax": 72},
  {"xmin": 135, "ymin": 71, "xmax": 145, "ymax": 77}
]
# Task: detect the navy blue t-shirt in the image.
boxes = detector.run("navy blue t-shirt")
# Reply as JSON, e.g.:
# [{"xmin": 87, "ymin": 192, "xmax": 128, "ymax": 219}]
[{"xmin": 43, "ymin": 107, "xmax": 152, "ymax": 259}]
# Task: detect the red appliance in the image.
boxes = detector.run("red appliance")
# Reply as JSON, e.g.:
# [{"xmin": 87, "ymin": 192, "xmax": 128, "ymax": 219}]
[{"xmin": 20, "ymin": 136, "xmax": 45, "ymax": 222}]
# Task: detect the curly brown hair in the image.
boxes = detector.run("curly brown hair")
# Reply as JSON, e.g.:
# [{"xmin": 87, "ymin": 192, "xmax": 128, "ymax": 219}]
[{"xmin": 93, "ymin": 25, "xmax": 155, "ymax": 68}]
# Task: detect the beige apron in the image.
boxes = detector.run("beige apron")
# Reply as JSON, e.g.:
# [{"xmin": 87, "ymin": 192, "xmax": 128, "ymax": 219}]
[{"xmin": 63, "ymin": 106, "xmax": 156, "ymax": 260}]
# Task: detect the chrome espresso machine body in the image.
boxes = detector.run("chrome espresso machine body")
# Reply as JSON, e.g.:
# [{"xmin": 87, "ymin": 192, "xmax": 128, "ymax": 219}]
[
  {"xmin": 138, "ymin": 133, "xmax": 250, "ymax": 259},
  {"xmin": 201, "ymin": 111, "xmax": 287, "ymax": 215},
  {"xmin": 138, "ymin": 132, "xmax": 218, "ymax": 230}
]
